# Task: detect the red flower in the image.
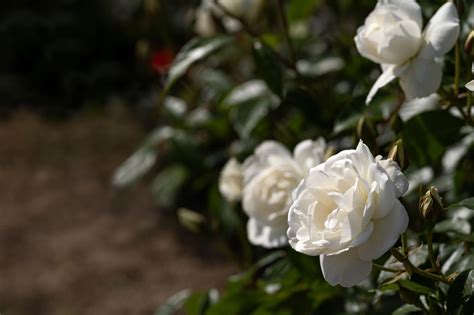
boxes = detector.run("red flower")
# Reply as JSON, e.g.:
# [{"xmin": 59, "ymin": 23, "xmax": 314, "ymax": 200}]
[{"xmin": 150, "ymin": 48, "xmax": 174, "ymax": 74}]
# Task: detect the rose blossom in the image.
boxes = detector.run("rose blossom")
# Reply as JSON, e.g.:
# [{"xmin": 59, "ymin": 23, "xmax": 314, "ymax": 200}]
[
  {"xmin": 242, "ymin": 138, "xmax": 326, "ymax": 248},
  {"xmin": 287, "ymin": 141, "xmax": 409, "ymax": 287},
  {"xmin": 219, "ymin": 158, "xmax": 243, "ymax": 202},
  {"xmin": 467, "ymin": 81, "xmax": 474, "ymax": 92},
  {"xmin": 355, "ymin": 1, "xmax": 459, "ymax": 103}
]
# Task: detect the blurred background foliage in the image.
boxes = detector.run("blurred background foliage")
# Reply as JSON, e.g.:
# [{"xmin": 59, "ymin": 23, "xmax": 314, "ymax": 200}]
[{"xmin": 1, "ymin": 0, "xmax": 473, "ymax": 314}]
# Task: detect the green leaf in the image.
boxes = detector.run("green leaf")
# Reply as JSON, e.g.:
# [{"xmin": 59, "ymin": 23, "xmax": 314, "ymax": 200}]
[
  {"xmin": 151, "ymin": 164, "xmax": 188, "ymax": 209},
  {"xmin": 380, "ymin": 282, "xmax": 400, "ymax": 292},
  {"xmin": 402, "ymin": 110, "xmax": 464, "ymax": 166},
  {"xmin": 288, "ymin": 0, "xmax": 320, "ymax": 21},
  {"xmin": 112, "ymin": 147, "xmax": 157, "ymax": 188},
  {"xmin": 332, "ymin": 97, "xmax": 394, "ymax": 134},
  {"xmin": 447, "ymin": 198, "xmax": 474, "ymax": 210},
  {"xmin": 398, "ymin": 279, "xmax": 432, "ymax": 295},
  {"xmin": 112, "ymin": 127, "xmax": 175, "ymax": 188},
  {"xmin": 287, "ymin": 250, "xmax": 319, "ymax": 279},
  {"xmin": 163, "ymin": 35, "xmax": 233, "ymax": 94},
  {"xmin": 205, "ymin": 291, "xmax": 264, "ymax": 315},
  {"xmin": 185, "ymin": 290, "xmax": 217, "ymax": 315},
  {"xmin": 155, "ymin": 289, "xmax": 191, "ymax": 315},
  {"xmin": 392, "ymin": 304, "xmax": 422, "ymax": 315},
  {"xmin": 252, "ymin": 41, "xmax": 284, "ymax": 97},
  {"xmin": 223, "ymin": 80, "xmax": 279, "ymax": 139},
  {"xmin": 447, "ymin": 269, "xmax": 474, "ymax": 315},
  {"xmin": 433, "ymin": 218, "xmax": 471, "ymax": 235}
]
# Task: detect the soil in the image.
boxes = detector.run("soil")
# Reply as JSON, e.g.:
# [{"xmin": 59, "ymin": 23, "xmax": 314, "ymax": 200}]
[{"xmin": 0, "ymin": 108, "xmax": 237, "ymax": 315}]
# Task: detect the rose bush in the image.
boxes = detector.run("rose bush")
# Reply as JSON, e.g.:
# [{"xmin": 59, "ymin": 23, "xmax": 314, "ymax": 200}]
[
  {"xmin": 118, "ymin": 0, "xmax": 474, "ymax": 313},
  {"xmin": 287, "ymin": 141, "xmax": 409, "ymax": 287},
  {"xmin": 355, "ymin": 0, "xmax": 460, "ymax": 103},
  {"xmin": 242, "ymin": 139, "xmax": 326, "ymax": 248}
]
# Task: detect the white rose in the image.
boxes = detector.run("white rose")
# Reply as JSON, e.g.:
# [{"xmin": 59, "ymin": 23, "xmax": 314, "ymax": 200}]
[
  {"xmin": 219, "ymin": 158, "xmax": 243, "ymax": 202},
  {"xmin": 242, "ymin": 138, "xmax": 326, "ymax": 248},
  {"xmin": 355, "ymin": 1, "xmax": 460, "ymax": 103},
  {"xmin": 467, "ymin": 80, "xmax": 474, "ymax": 91},
  {"xmin": 287, "ymin": 141, "xmax": 409, "ymax": 287},
  {"xmin": 194, "ymin": 0, "xmax": 265, "ymax": 36}
]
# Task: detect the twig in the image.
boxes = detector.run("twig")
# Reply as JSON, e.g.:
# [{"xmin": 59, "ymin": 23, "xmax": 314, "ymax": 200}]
[
  {"xmin": 390, "ymin": 248, "xmax": 451, "ymax": 284},
  {"xmin": 277, "ymin": 0, "xmax": 296, "ymax": 65},
  {"xmin": 373, "ymin": 263, "xmax": 403, "ymax": 273}
]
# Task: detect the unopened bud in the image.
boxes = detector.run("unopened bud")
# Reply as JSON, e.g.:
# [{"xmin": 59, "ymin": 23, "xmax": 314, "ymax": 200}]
[
  {"xmin": 419, "ymin": 186, "xmax": 444, "ymax": 222},
  {"xmin": 388, "ymin": 139, "xmax": 408, "ymax": 170},
  {"xmin": 465, "ymin": 30, "xmax": 474, "ymax": 56}
]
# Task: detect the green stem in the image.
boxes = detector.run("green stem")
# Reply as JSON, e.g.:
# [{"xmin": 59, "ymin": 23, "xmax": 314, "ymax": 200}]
[
  {"xmin": 454, "ymin": 37, "xmax": 461, "ymax": 96},
  {"xmin": 467, "ymin": 52, "xmax": 472, "ymax": 122},
  {"xmin": 390, "ymin": 249, "xmax": 451, "ymax": 284},
  {"xmin": 373, "ymin": 263, "xmax": 403, "ymax": 273},
  {"xmin": 401, "ymin": 233, "xmax": 408, "ymax": 256},
  {"xmin": 426, "ymin": 226, "xmax": 438, "ymax": 272},
  {"xmin": 277, "ymin": 0, "xmax": 296, "ymax": 65}
]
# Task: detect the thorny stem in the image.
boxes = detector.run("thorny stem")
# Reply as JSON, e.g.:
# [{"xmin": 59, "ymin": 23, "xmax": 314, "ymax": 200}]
[
  {"xmin": 277, "ymin": 0, "xmax": 296, "ymax": 65},
  {"xmin": 390, "ymin": 248, "xmax": 451, "ymax": 284}
]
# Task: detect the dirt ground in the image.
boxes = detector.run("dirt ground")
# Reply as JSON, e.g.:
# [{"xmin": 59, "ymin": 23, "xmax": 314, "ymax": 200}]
[{"xmin": 0, "ymin": 108, "xmax": 237, "ymax": 315}]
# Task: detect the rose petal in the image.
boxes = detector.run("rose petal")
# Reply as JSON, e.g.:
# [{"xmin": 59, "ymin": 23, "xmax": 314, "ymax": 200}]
[
  {"xmin": 242, "ymin": 140, "xmax": 291, "ymax": 183},
  {"xmin": 377, "ymin": 158, "xmax": 409, "ymax": 197},
  {"xmin": 467, "ymin": 80, "xmax": 474, "ymax": 92},
  {"xmin": 320, "ymin": 247, "xmax": 373, "ymax": 287},
  {"xmin": 378, "ymin": 0, "xmax": 422, "ymax": 30},
  {"xmin": 398, "ymin": 93, "xmax": 440, "ymax": 122},
  {"xmin": 366, "ymin": 64, "xmax": 405, "ymax": 104},
  {"xmin": 247, "ymin": 218, "xmax": 288, "ymax": 248},
  {"xmin": 399, "ymin": 57, "xmax": 443, "ymax": 99},
  {"xmin": 419, "ymin": 2, "xmax": 460, "ymax": 60},
  {"xmin": 293, "ymin": 138, "xmax": 326, "ymax": 172},
  {"xmin": 218, "ymin": 158, "xmax": 243, "ymax": 202},
  {"xmin": 357, "ymin": 199, "xmax": 408, "ymax": 260}
]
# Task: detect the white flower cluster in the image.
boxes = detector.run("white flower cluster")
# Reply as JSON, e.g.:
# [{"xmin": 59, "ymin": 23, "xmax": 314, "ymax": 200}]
[
  {"xmin": 219, "ymin": 139, "xmax": 409, "ymax": 287},
  {"xmin": 220, "ymin": 139, "xmax": 326, "ymax": 248},
  {"xmin": 215, "ymin": 0, "xmax": 463, "ymax": 288}
]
